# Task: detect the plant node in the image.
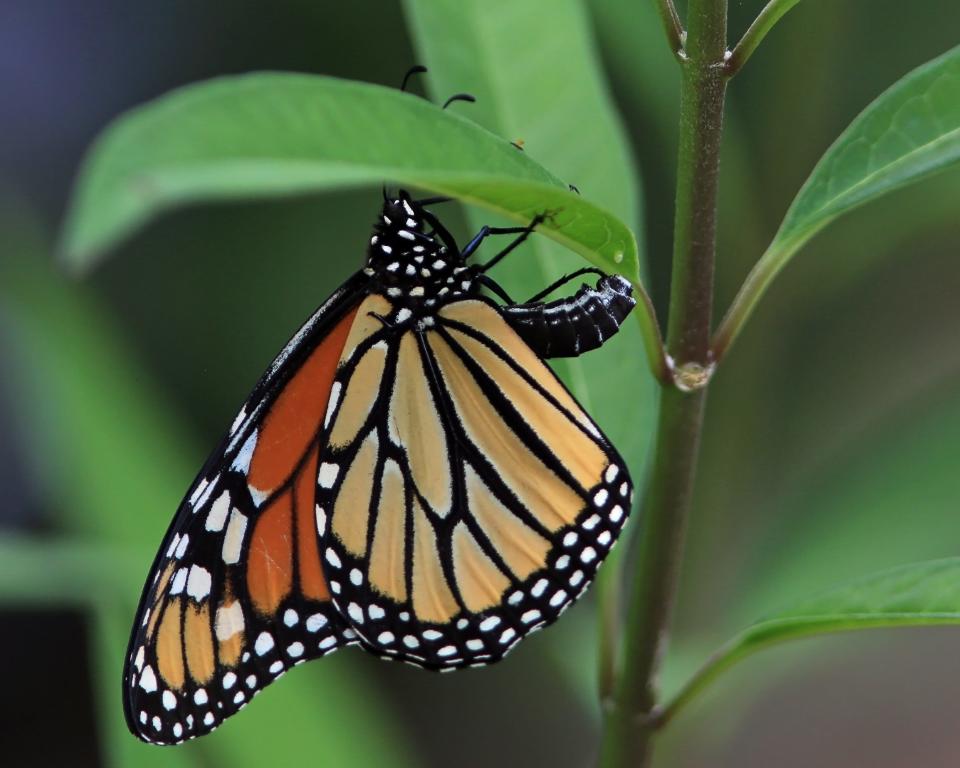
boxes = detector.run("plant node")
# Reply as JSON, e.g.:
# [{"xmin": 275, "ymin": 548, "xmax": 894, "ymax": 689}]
[{"xmin": 671, "ymin": 360, "xmax": 714, "ymax": 392}]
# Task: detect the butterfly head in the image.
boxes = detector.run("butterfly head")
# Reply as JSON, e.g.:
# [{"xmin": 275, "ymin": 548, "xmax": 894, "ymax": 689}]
[{"xmin": 364, "ymin": 190, "xmax": 475, "ymax": 304}]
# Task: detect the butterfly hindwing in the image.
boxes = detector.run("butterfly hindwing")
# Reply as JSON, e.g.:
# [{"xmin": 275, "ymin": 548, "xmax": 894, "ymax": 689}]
[
  {"xmin": 123, "ymin": 276, "xmax": 368, "ymax": 744},
  {"xmin": 317, "ymin": 296, "xmax": 633, "ymax": 669}
]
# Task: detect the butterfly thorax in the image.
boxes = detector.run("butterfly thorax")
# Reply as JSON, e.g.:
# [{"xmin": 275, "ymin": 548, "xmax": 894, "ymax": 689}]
[{"xmin": 362, "ymin": 194, "xmax": 478, "ymax": 311}]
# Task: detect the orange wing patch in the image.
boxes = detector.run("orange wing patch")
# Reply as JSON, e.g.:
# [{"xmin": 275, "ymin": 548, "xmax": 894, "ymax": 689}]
[
  {"xmin": 295, "ymin": 448, "xmax": 329, "ymax": 601},
  {"xmin": 126, "ymin": 297, "xmax": 364, "ymax": 745},
  {"xmin": 247, "ymin": 489, "xmax": 294, "ymax": 616},
  {"xmin": 247, "ymin": 306, "xmax": 358, "ymax": 495}
]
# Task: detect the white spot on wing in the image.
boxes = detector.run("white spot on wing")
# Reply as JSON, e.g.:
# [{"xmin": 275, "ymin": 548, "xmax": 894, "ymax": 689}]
[
  {"xmin": 318, "ymin": 463, "xmax": 340, "ymax": 489},
  {"xmin": 222, "ymin": 509, "xmax": 248, "ymax": 564},
  {"xmin": 315, "ymin": 505, "xmax": 327, "ymax": 537},
  {"xmin": 231, "ymin": 430, "xmax": 258, "ymax": 474},
  {"xmin": 205, "ymin": 491, "xmax": 231, "ymax": 532},
  {"xmin": 347, "ymin": 603, "xmax": 364, "ymax": 624},
  {"xmin": 189, "ymin": 478, "xmax": 209, "ymax": 508},
  {"xmin": 230, "ymin": 408, "xmax": 247, "ymax": 436},
  {"xmin": 186, "ymin": 565, "xmax": 212, "ymax": 600},
  {"xmin": 215, "ymin": 602, "xmax": 244, "ymax": 640},
  {"xmin": 139, "ymin": 665, "xmax": 157, "ymax": 693},
  {"xmin": 255, "ymin": 632, "xmax": 275, "ymax": 656},
  {"xmin": 169, "ymin": 568, "xmax": 188, "ymax": 595},
  {"xmin": 324, "ymin": 382, "xmax": 342, "ymax": 429},
  {"xmin": 194, "ymin": 473, "xmax": 219, "ymax": 510},
  {"xmin": 306, "ymin": 613, "xmax": 328, "ymax": 632}
]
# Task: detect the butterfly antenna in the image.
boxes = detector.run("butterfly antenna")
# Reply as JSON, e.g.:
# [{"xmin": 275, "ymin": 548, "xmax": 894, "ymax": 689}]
[
  {"xmin": 443, "ymin": 93, "xmax": 476, "ymax": 110},
  {"xmin": 400, "ymin": 65, "xmax": 428, "ymax": 92}
]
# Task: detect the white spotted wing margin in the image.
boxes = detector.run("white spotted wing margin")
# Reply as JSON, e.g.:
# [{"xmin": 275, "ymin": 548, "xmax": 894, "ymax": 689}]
[
  {"xmin": 123, "ymin": 273, "xmax": 368, "ymax": 745},
  {"xmin": 317, "ymin": 296, "xmax": 633, "ymax": 671}
]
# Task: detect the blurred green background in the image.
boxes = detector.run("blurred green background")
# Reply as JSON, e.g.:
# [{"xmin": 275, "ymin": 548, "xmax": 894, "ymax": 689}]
[{"xmin": 2, "ymin": 1, "xmax": 959, "ymax": 766}]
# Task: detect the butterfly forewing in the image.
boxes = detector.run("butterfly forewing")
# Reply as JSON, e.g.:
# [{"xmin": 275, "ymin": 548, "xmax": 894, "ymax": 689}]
[
  {"xmin": 123, "ymin": 278, "xmax": 367, "ymax": 744},
  {"xmin": 317, "ymin": 297, "xmax": 633, "ymax": 669}
]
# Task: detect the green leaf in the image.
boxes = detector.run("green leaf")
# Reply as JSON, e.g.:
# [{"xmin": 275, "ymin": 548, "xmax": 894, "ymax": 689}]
[
  {"xmin": 403, "ymin": 0, "xmax": 656, "ymax": 467},
  {"xmin": 715, "ymin": 43, "xmax": 960, "ymax": 356},
  {"xmin": 62, "ymin": 72, "xmax": 637, "ymax": 282},
  {"xmin": 779, "ymin": 45, "xmax": 960, "ymax": 246},
  {"xmin": 661, "ymin": 558, "xmax": 960, "ymax": 725}
]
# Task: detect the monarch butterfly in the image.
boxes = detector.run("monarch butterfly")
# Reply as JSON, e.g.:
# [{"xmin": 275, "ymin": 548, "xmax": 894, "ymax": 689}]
[{"xmin": 124, "ymin": 189, "xmax": 636, "ymax": 744}]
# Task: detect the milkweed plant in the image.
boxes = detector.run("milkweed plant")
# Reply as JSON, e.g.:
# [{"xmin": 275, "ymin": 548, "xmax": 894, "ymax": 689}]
[{"xmin": 4, "ymin": 0, "xmax": 958, "ymax": 766}]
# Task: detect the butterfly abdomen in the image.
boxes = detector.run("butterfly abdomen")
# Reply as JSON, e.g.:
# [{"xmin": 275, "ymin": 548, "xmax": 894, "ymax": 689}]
[{"xmin": 503, "ymin": 275, "xmax": 636, "ymax": 358}]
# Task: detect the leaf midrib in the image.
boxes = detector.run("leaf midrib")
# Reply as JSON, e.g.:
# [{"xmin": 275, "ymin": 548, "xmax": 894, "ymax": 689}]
[{"xmin": 780, "ymin": 109, "xmax": 960, "ymax": 245}]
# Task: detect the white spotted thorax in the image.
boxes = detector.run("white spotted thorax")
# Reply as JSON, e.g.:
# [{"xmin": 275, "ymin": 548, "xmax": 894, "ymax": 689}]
[{"xmin": 363, "ymin": 194, "xmax": 477, "ymax": 325}]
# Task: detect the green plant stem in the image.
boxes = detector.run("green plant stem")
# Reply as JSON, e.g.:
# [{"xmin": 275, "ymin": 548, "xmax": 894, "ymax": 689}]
[
  {"xmin": 710, "ymin": 234, "xmax": 803, "ymax": 361},
  {"xmin": 632, "ymin": 284, "xmax": 672, "ymax": 385},
  {"xmin": 598, "ymin": 0, "xmax": 728, "ymax": 765},
  {"xmin": 654, "ymin": 0, "xmax": 685, "ymax": 57},
  {"xmin": 726, "ymin": 0, "xmax": 802, "ymax": 75}
]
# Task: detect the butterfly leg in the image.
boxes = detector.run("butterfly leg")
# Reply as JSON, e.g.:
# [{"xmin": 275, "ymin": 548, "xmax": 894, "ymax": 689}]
[
  {"xmin": 521, "ymin": 267, "xmax": 607, "ymax": 304},
  {"xmin": 474, "ymin": 273, "xmax": 516, "ymax": 304},
  {"xmin": 464, "ymin": 212, "xmax": 549, "ymax": 270}
]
